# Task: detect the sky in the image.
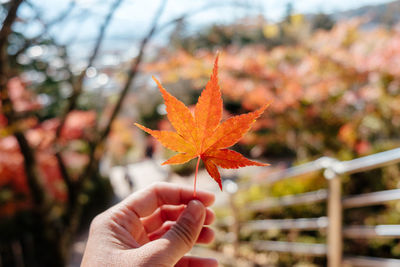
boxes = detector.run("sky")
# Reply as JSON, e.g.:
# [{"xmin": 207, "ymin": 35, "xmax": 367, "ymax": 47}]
[{"xmin": 14, "ymin": 0, "xmax": 396, "ymax": 61}]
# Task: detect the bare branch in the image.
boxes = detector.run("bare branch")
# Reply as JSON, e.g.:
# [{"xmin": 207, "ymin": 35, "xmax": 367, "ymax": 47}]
[
  {"xmin": 54, "ymin": 0, "xmax": 124, "ymax": 215},
  {"xmin": 55, "ymin": 0, "xmax": 124, "ymax": 139},
  {"xmin": 13, "ymin": 1, "xmax": 76, "ymax": 57},
  {"xmin": 14, "ymin": 132, "xmax": 46, "ymax": 207},
  {"xmin": 58, "ymin": 0, "xmax": 249, "ymax": 199},
  {"xmin": 0, "ymin": 0, "xmax": 23, "ymax": 47},
  {"xmin": 26, "ymin": 0, "xmax": 76, "ymax": 27},
  {"xmin": 61, "ymin": 0, "xmax": 169, "ymax": 235},
  {"xmin": 47, "ymin": 1, "xmax": 76, "ymax": 26},
  {"xmin": 0, "ymin": 0, "xmax": 46, "ymax": 208},
  {"xmin": 1, "ymin": 0, "xmax": 24, "ymax": 115},
  {"xmin": 8, "ymin": 1, "xmax": 79, "ymax": 210},
  {"xmin": 97, "ymin": 0, "xmax": 248, "ymax": 141},
  {"xmin": 97, "ymin": 0, "xmax": 252, "ymax": 142},
  {"xmin": 98, "ymin": 0, "xmax": 168, "ymax": 142},
  {"xmin": 69, "ymin": 0, "xmax": 169, "ymax": 217},
  {"xmin": 55, "ymin": 152, "xmax": 74, "ymax": 205}
]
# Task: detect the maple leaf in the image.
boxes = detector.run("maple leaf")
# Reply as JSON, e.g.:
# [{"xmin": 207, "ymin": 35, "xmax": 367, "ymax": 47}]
[{"xmin": 135, "ymin": 55, "xmax": 269, "ymax": 195}]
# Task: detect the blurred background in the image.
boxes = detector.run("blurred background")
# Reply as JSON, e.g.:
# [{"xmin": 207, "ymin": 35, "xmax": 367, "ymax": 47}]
[{"xmin": 1, "ymin": 0, "xmax": 400, "ymax": 266}]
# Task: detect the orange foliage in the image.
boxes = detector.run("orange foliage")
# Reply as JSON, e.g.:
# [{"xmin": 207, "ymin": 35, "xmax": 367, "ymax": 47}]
[
  {"xmin": 136, "ymin": 55, "xmax": 269, "ymax": 192},
  {"xmin": 145, "ymin": 20, "xmax": 400, "ymax": 158}
]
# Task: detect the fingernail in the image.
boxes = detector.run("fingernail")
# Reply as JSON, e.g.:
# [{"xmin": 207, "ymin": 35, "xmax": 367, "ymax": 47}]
[{"xmin": 186, "ymin": 200, "xmax": 204, "ymax": 222}]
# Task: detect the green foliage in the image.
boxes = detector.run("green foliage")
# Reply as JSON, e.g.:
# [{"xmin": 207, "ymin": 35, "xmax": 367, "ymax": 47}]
[{"xmin": 311, "ymin": 13, "xmax": 335, "ymax": 31}]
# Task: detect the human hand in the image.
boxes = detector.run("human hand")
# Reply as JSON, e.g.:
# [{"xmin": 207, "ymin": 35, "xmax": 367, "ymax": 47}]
[{"xmin": 81, "ymin": 182, "xmax": 217, "ymax": 267}]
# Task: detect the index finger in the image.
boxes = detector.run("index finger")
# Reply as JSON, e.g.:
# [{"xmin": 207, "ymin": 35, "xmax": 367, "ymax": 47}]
[{"xmin": 119, "ymin": 182, "xmax": 215, "ymax": 218}]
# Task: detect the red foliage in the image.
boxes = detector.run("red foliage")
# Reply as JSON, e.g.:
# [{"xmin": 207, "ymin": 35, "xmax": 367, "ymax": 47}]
[
  {"xmin": 0, "ymin": 78, "xmax": 96, "ymax": 217},
  {"xmin": 60, "ymin": 110, "xmax": 96, "ymax": 141},
  {"xmin": 7, "ymin": 78, "xmax": 41, "ymax": 112}
]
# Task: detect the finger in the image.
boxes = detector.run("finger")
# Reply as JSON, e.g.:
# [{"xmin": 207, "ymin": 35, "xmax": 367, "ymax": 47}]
[
  {"xmin": 196, "ymin": 226, "xmax": 215, "ymax": 244},
  {"xmin": 99, "ymin": 207, "xmax": 150, "ymax": 246},
  {"xmin": 142, "ymin": 205, "xmax": 215, "ymax": 233},
  {"xmin": 119, "ymin": 182, "xmax": 215, "ymax": 218},
  {"xmin": 140, "ymin": 200, "xmax": 206, "ymax": 266},
  {"xmin": 148, "ymin": 222, "xmax": 215, "ymax": 244},
  {"xmin": 175, "ymin": 256, "xmax": 218, "ymax": 267}
]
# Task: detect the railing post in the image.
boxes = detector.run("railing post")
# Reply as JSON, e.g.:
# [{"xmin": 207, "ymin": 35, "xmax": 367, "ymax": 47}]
[{"xmin": 324, "ymin": 168, "xmax": 343, "ymax": 267}]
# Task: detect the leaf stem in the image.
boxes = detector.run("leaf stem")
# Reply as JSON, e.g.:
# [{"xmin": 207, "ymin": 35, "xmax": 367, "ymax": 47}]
[{"xmin": 194, "ymin": 155, "xmax": 201, "ymax": 197}]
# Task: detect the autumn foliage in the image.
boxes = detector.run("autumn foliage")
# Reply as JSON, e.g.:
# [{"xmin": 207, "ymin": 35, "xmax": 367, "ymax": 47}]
[
  {"xmin": 141, "ymin": 18, "xmax": 400, "ymax": 263},
  {"xmin": 136, "ymin": 55, "xmax": 268, "ymax": 193},
  {"xmin": 0, "ymin": 78, "xmax": 96, "ymax": 216},
  {"xmin": 146, "ymin": 19, "xmax": 400, "ymax": 161}
]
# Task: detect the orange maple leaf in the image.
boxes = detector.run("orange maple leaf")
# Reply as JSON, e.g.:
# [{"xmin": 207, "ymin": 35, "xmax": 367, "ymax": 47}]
[{"xmin": 135, "ymin": 55, "xmax": 269, "ymax": 195}]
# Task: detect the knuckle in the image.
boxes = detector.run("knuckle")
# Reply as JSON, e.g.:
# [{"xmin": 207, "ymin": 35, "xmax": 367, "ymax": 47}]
[
  {"xmin": 151, "ymin": 181, "xmax": 166, "ymax": 189},
  {"xmin": 89, "ymin": 211, "xmax": 109, "ymax": 232},
  {"xmin": 171, "ymin": 217, "xmax": 195, "ymax": 249},
  {"xmin": 90, "ymin": 214, "xmax": 103, "ymax": 230}
]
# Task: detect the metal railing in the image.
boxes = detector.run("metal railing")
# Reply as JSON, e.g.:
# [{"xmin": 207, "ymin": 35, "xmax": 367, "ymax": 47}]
[{"xmin": 223, "ymin": 148, "xmax": 400, "ymax": 267}]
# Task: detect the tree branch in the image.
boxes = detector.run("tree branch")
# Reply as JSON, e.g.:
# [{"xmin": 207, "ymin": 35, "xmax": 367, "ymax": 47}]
[
  {"xmin": 54, "ymin": 0, "xmax": 124, "ymax": 216},
  {"xmin": 1, "ymin": 0, "xmax": 24, "ymax": 115},
  {"xmin": 68, "ymin": 1, "xmax": 170, "ymax": 209},
  {"xmin": 74, "ymin": 0, "xmax": 169, "ymax": 209},
  {"xmin": 96, "ymin": 0, "xmax": 257, "ymax": 142},
  {"xmin": 97, "ymin": 0, "xmax": 250, "ymax": 142},
  {"xmin": 61, "ymin": 1, "xmax": 169, "ymax": 237},
  {"xmin": 55, "ymin": 0, "xmax": 124, "ymax": 139},
  {"xmin": 14, "ymin": 132, "xmax": 45, "ymax": 206},
  {"xmin": 13, "ymin": 0, "xmax": 76, "ymax": 58},
  {"xmin": 0, "ymin": 0, "xmax": 46, "ymax": 208},
  {"xmin": 98, "ymin": 0, "xmax": 168, "ymax": 143}
]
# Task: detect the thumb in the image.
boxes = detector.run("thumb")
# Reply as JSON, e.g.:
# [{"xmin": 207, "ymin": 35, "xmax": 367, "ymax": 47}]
[{"xmin": 142, "ymin": 200, "xmax": 206, "ymax": 265}]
